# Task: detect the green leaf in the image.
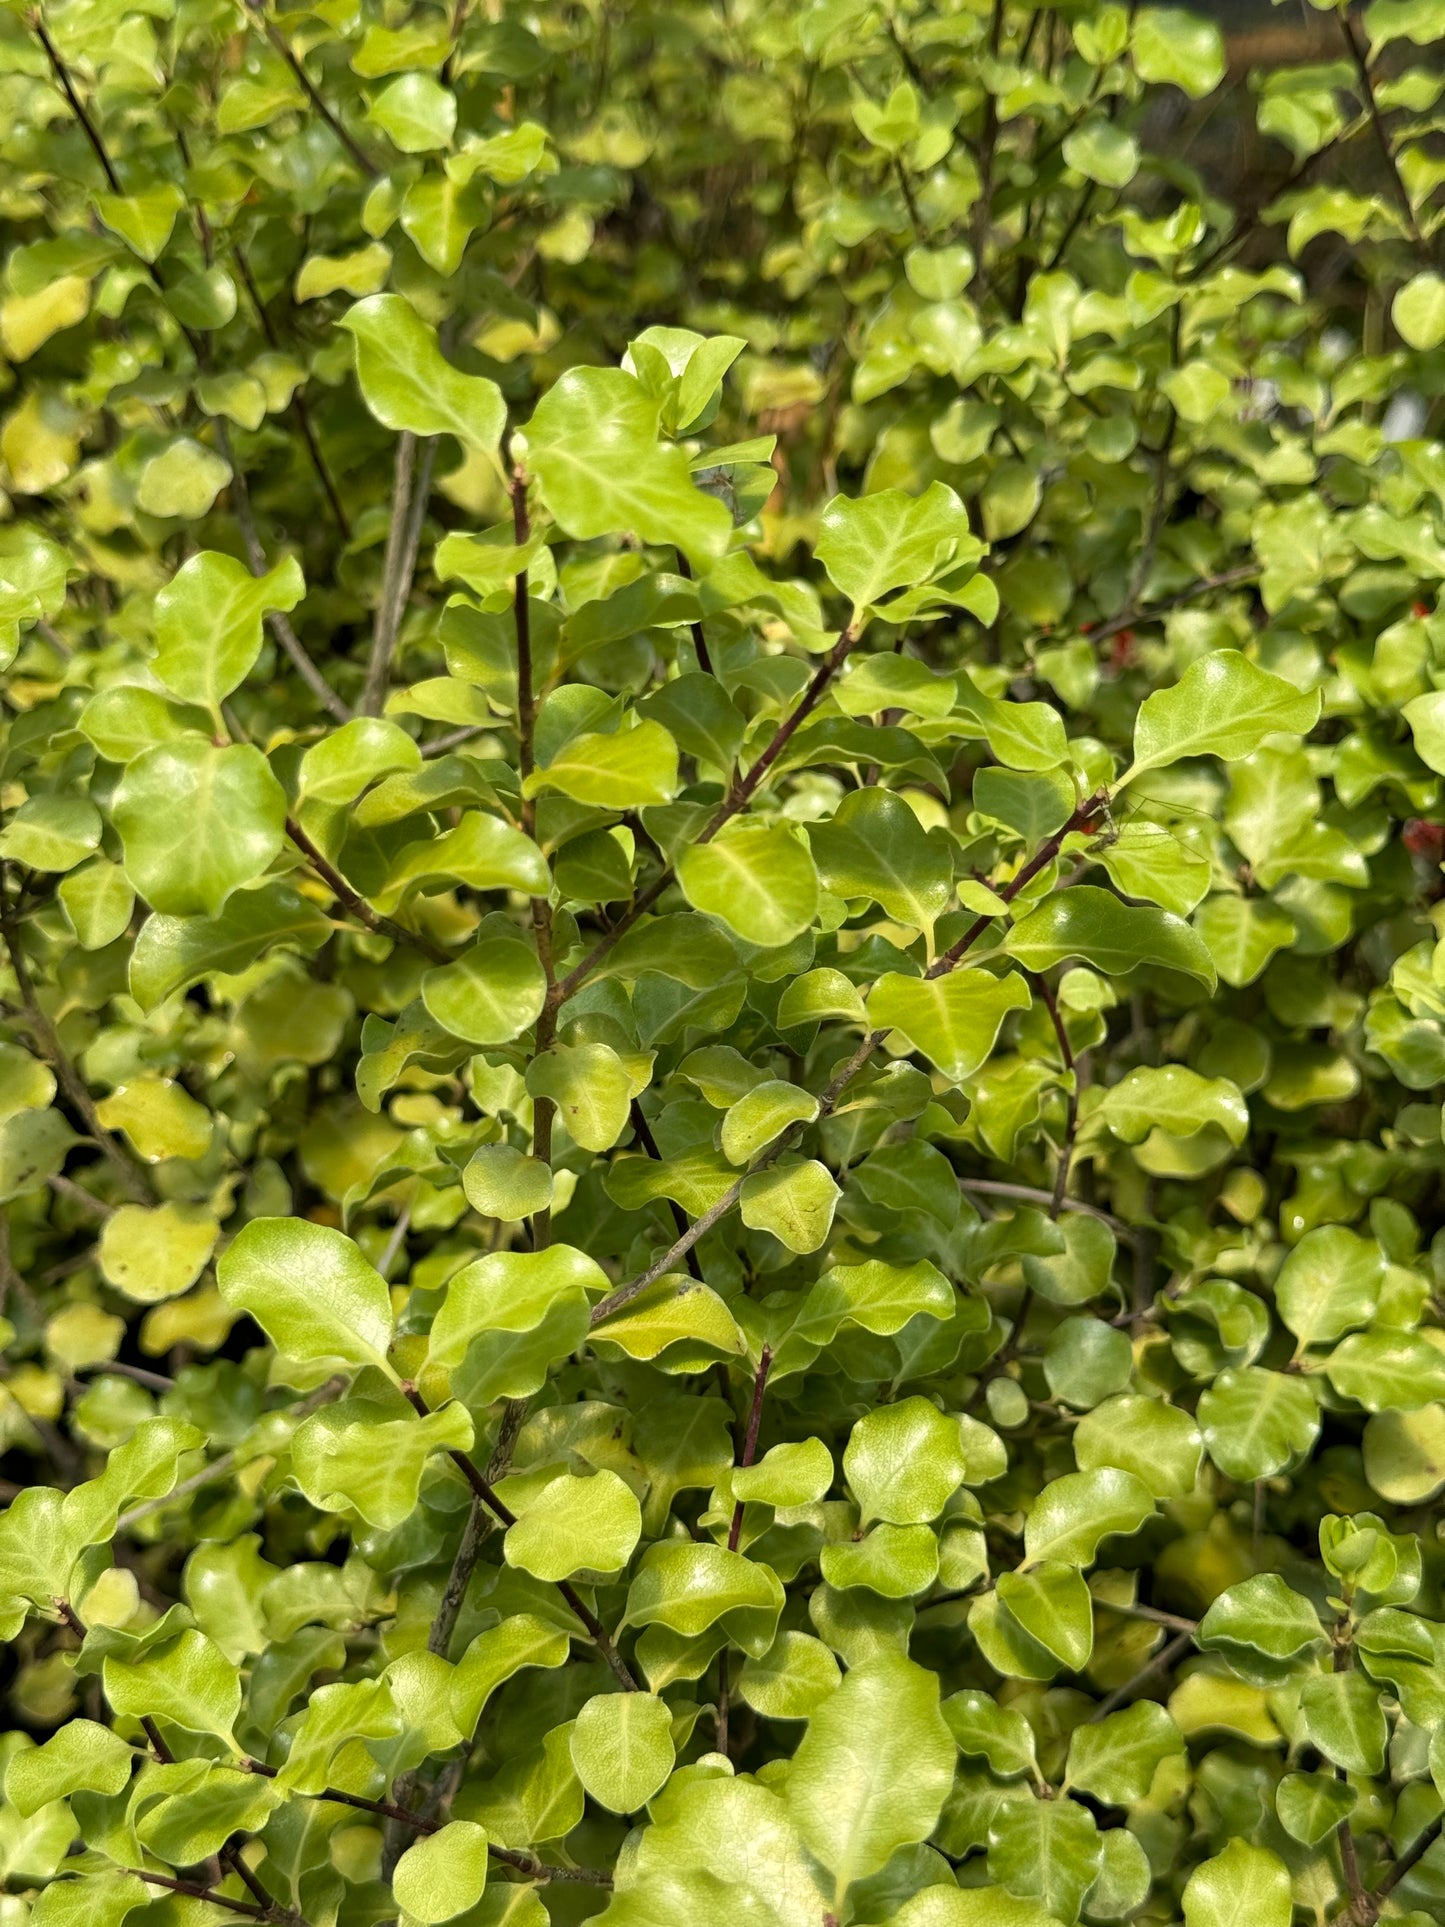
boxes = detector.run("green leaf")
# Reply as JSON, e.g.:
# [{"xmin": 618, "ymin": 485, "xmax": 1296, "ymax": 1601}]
[
  {"xmin": 104, "ymin": 1630, "xmax": 241, "ymax": 1748},
  {"xmin": 1007, "ymin": 887, "xmax": 1216, "ymax": 990},
  {"xmin": 569, "ymin": 1691, "xmax": 675, "ymax": 1812},
  {"xmin": 1198, "ymin": 1367, "xmax": 1320, "ymax": 1480},
  {"xmin": 1275, "ymin": 1770, "xmax": 1357, "ymax": 1848},
  {"xmin": 128, "ymin": 880, "xmax": 330, "ymax": 1010},
  {"xmin": 678, "ymin": 820, "xmax": 821, "ymax": 947},
  {"xmin": 393, "ymin": 1820, "xmax": 490, "ymax": 1924},
  {"xmin": 1022, "ymin": 1468, "xmax": 1154, "ymax": 1567},
  {"xmin": 1063, "ymin": 119, "xmax": 1138, "ymax": 187},
  {"xmin": 1183, "ymin": 1842, "xmax": 1293, "ymax": 1927},
  {"xmin": 422, "ymin": 940, "xmax": 547, "ymax": 1046},
  {"xmin": 1199, "ymin": 1574, "xmax": 1324, "ymax": 1671},
  {"xmin": 943, "ymin": 1689, "xmax": 1039, "ymax": 1779},
  {"xmin": 987, "ymin": 1796, "xmax": 1101, "ymax": 1924},
  {"xmin": 292, "ymin": 1393, "xmax": 473, "ymax": 1528},
  {"xmin": 784, "ymin": 1652, "xmax": 956, "ymax": 1902},
  {"xmin": 450, "ymin": 1615, "xmax": 570, "ymax": 1739},
  {"xmin": 528, "ymin": 1043, "xmax": 636, "ymax": 1152},
  {"xmin": 1401, "ymin": 689, "xmax": 1445, "ymax": 774},
  {"xmin": 112, "ymin": 740, "xmax": 287, "ymax": 917},
  {"xmin": 152, "ymin": 552, "xmax": 304, "ymax": 709},
  {"xmin": 815, "ymin": 482, "xmax": 982, "ymax": 619},
  {"xmin": 369, "ymin": 72, "xmax": 458, "ymax": 152},
  {"xmin": 1132, "ymin": 8, "xmax": 1226, "ymax": 97},
  {"xmin": 1274, "ymin": 1225, "xmax": 1384, "ymax": 1347},
  {"xmin": 526, "ymin": 719, "xmax": 679, "ymax": 808},
  {"xmin": 1065, "ymin": 1701, "xmax": 1184, "ymax": 1805},
  {"xmin": 526, "ymin": 366, "xmax": 732, "ymax": 561},
  {"xmin": 1124, "ymin": 651, "xmax": 1320, "ymax": 785},
  {"xmin": 623, "ymin": 1541, "xmax": 785, "ymax": 1656},
  {"xmin": 136, "ymin": 437, "xmax": 232, "ymax": 519},
  {"xmin": 995, "ymin": 1563, "xmax": 1094, "ymax": 1671},
  {"xmin": 1392, "ymin": 271, "xmax": 1445, "ymax": 351},
  {"xmin": 810, "ymin": 788, "xmax": 952, "ymax": 931},
  {"xmin": 504, "ymin": 1469, "xmax": 641, "ymax": 1581},
  {"xmin": 844, "ymin": 1397, "xmax": 967, "ymax": 1525},
  {"xmin": 721, "ymin": 1080, "xmax": 819, "ymax": 1164},
  {"xmin": 341, "ymin": 293, "xmax": 505, "ymax": 452},
  {"xmin": 870, "ymin": 969, "xmax": 1031, "ymax": 1083},
  {"xmin": 1323, "ymin": 1329, "xmax": 1445, "ymax": 1411},
  {"xmin": 1073, "ymin": 1395, "xmax": 1202, "ymax": 1499},
  {"xmin": 216, "ymin": 1217, "xmax": 396, "ymax": 1377},
  {"xmin": 737, "ymin": 1631, "xmax": 841, "ymax": 1721},
  {"xmin": 4, "ymin": 1720, "xmax": 133, "ymax": 1817},
  {"xmin": 738, "ymin": 1157, "xmax": 840, "ymax": 1253},
  {"xmin": 1094, "ymin": 1066, "xmax": 1247, "ymax": 1146}
]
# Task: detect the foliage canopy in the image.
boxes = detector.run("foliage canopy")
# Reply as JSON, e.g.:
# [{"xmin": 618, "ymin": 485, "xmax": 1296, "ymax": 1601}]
[{"xmin": 4, "ymin": 0, "xmax": 1445, "ymax": 1924}]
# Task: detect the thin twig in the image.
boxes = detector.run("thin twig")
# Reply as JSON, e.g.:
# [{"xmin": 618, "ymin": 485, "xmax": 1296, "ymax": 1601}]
[
  {"xmin": 1033, "ymin": 975, "xmax": 1077, "ymax": 1214},
  {"xmin": 30, "ymin": 15, "xmax": 123, "ymax": 192},
  {"xmin": 252, "ymin": 12, "xmax": 379, "ymax": 178},
  {"xmin": 116, "ymin": 1378, "xmax": 345, "ymax": 1532},
  {"xmin": 1368, "ymin": 1814, "xmax": 1445, "ymax": 1912},
  {"xmin": 673, "ymin": 550, "xmax": 713, "ymax": 674},
  {"xmin": 363, "ymin": 433, "xmax": 435, "ymax": 716},
  {"xmin": 399, "ymin": 1382, "xmax": 638, "ymax": 1691},
  {"xmin": 629, "ymin": 1100, "xmax": 704, "ymax": 1281},
  {"xmin": 958, "ymin": 1180, "xmax": 1134, "ymax": 1243},
  {"xmin": 284, "ymin": 818, "xmax": 449, "ymax": 964},
  {"xmin": 230, "ymin": 243, "xmax": 350, "ymax": 538},
  {"xmin": 1086, "ymin": 564, "xmax": 1259, "ymax": 647},
  {"xmin": 553, "ymin": 621, "xmax": 862, "ymax": 1003},
  {"xmin": 588, "ymin": 794, "xmax": 1109, "ymax": 1325},
  {"xmin": 1339, "ymin": 10, "xmax": 1424, "ymax": 251},
  {"xmin": 216, "ymin": 422, "xmax": 350, "ymax": 724},
  {"xmin": 1, "ymin": 896, "xmax": 151, "ymax": 1203},
  {"xmin": 1088, "ymin": 1627, "xmax": 1193, "ymax": 1722}
]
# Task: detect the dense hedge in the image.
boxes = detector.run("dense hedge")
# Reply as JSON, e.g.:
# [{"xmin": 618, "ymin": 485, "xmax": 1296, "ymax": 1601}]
[{"xmin": 4, "ymin": 1, "xmax": 1445, "ymax": 1924}]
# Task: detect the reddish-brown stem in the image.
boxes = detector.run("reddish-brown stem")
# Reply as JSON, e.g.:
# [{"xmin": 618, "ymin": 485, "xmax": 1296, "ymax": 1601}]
[
  {"xmin": 553, "ymin": 623, "xmax": 861, "ymax": 1003},
  {"xmin": 727, "ymin": 1345, "xmax": 773, "ymax": 1553},
  {"xmin": 284, "ymin": 819, "xmax": 448, "ymax": 965}
]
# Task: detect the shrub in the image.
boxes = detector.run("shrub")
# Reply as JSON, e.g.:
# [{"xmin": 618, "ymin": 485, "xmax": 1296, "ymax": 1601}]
[{"xmin": 3, "ymin": 1, "xmax": 1445, "ymax": 1923}]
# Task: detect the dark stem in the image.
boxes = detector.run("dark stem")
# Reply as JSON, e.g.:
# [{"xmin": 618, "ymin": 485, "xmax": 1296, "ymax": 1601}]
[
  {"xmin": 284, "ymin": 818, "xmax": 449, "ymax": 964},
  {"xmin": 1034, "ymin": 975, "xmax": 1077, "ymax": 1215},
  {"xmin": 1088, "ymin": 563, "xmax": 1258, "ymax": 646},
  {"xmin": 969, "ymin": 0, "xmax": 1004, "ymax": 291},
  {"xmin": 1, "ymin": 893, "xmax": 151, "ymax": 1202},
  {"xmin": 1369, "ymin": 1814, "xmax": 1444, "ymax": 1910},
  {"xmin": 428, "ymin": 1496, "xmax": 487, "ymax": 1659},
  {"xmin": 230, "ymin": 243, "xmax": 350, "ymax": 538},
  {"xmin": 1339, "ymin": 10, "xmax": 1424, "ymax": 251},
  {"xmin": 399, "ymin": 1383, "xmax": 639, "ymax": 1690},
  {"xmin": 214, "ymin": 422, "xmax": 350, "ymax": 724},
  {"xmin": 256, "ymin": 14, "xmax": 379, "ymax": 178},
  {"xmin": 553, "ymin": 622, "xmax": 860, "ymax": 1002},
  {"xmin": 126, "ymin": 1870, "xmax": 268, "ymax": 1920},
  {"xmin": 362, "ymin": 432, "xmax": 419, "ymax": 717},
  {"xmin": 958, "ymin": 1179, "xmax": 1133, "ymax": 1243},
  {"xmin": 673, "ymin": 550, "xmax": 713, "ymax": 675},
  {"xmin": 726, "ymin": 1345, "xmax": 773, "ymax": 1553},
  {"xmin": 629, "ymin": 1099, "xmax": 704, "ymax": 1281},
  {"xmin": 1087, "ymin": 1627, "xmax": 1194, "ymax": 1722},
  {"xmin": 30, "ymin": 15, "xmax": 123, "ymax": 191},
  {"xmin": 240, "ymin": 1761, "xmax": 610, "ymax": 1884}
]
